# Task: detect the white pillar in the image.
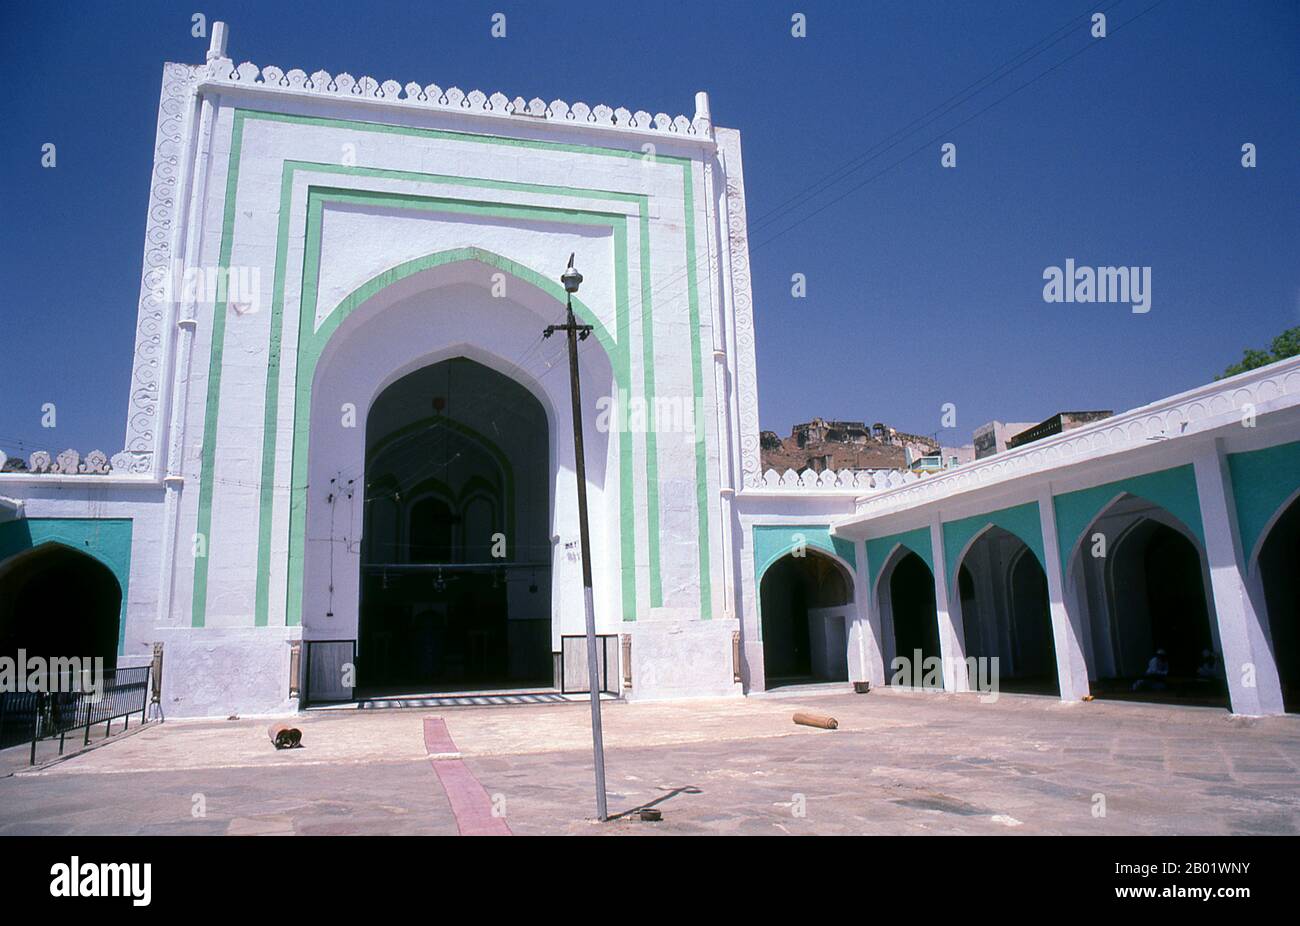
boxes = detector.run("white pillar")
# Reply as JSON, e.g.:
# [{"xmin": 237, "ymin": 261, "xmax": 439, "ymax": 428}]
[
  {"xmin": 1037, "ymin": 486, "xmax": 1091, "ymax": 701},
  {"xmin": 207, "ymin": 21, "xmax": 229, "ymax": 61},
  {"xmin": 851, "ymin": 538, "xmax": 885, "ymax": 686},
  {"xmin": 1192, "ymin": 439, "xmax": 1285, "ymax": 715},
  {"xmin": 930, "ymin": 514, "xmax": 969, "ymax": 691}
]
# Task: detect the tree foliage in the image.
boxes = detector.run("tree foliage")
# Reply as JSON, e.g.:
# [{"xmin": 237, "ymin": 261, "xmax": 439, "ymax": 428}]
[{"xmin": 1219, "ymin": 325, "xmax": 1300, "ymax": 378}]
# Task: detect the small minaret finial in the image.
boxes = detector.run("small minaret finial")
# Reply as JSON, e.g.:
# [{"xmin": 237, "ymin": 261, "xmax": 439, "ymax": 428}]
[
  {"xmin": 207, "ymin": 21, "xmax": 229, "ymax": 62},
  {"xmin": 694, "ymin": 91, "xmax": 711, "ymax": 122}
]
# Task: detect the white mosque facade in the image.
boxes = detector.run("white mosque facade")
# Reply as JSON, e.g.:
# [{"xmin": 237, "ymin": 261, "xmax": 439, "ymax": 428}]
[{"xmin": 3, "ymin": 26, "xmax": 1299, "ymax": 718}]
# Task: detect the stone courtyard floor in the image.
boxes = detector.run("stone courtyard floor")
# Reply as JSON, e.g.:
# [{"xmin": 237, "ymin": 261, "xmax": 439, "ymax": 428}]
[{"xmin": 1, "ymin": 687, "xmax": 1297, "ymax": 836}]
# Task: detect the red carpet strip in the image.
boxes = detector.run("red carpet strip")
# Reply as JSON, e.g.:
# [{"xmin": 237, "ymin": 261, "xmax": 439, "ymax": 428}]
[{"xmin": 423, "ymin": 716, "xmax": 512, "ymax": 836}]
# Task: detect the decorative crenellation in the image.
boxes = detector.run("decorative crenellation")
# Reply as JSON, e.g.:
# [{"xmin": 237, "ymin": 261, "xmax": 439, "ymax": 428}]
[
  {"xmin": 0, "ymin": 449, "xmax": 130, "ymax": 476},
  {"xmin": 757, "ymin": 467, "xmax": 921, "ymax": 492},
  {"xmin": 198, "ymin": 55, "xmax": 712, "ymax": 140},
  {"xmin": 851, "ymin": 357, "xmax": 1300, "ymax": 518}
]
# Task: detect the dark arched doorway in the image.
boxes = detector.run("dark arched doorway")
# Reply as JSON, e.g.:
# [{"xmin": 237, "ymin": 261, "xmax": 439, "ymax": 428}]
[
  {"xmin": 1258, "ymin": 495, "xmax": 1300, "ymax": 712},
  {"xmin": 1070, "ymin": 494, "xmax": 1222, "ymax": 707},
  {"xmin": 956, "ymin": 527, "xmax": 1058, "ymax": 695},
  {"xmin": 880, "ymin": 549, "xmax": 941, "ymax": 688},
  {"xmin": 0, "ymin": 544, "xmax": 121, "ymax": 673},
  {"xmin": 359, "ymin": 357, "xmax": 551, "ymax": 694},
  {"xmin": 760, "ymin": 550, "xmax": 852, "ymax": 687}
]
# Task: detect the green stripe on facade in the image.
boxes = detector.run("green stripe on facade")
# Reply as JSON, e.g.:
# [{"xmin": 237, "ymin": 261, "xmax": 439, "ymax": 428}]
[
  {"xmin": 250, "ymin": 160, "xmax": 645, "ymax": 627},
  {"xmin": 1051, "ymin": 464, "xmax": 1204, "ymax": 574},
  {"xmin": 752, "ymin": 524, "xmax": 857, "ymax": 585},
  {"xmin": 866, "ymin": 527, "xmax": 934, "ymax": 593},
  {"xmin": 751, "ymin": 524, "xmax": 856, "ymax": 641},
  {"xmin": 192, "ymin": 106, "xmax": 712, "ymax": 630},
  {"xmin": 286, "ymin": 243, "xmax": 627, "ymax": 625},
  {"xmin": 190, "ymin": 111, "xmax": 245, "ymax": 627},
  {"xmin": 1226, "ymin": 439, "xmax": 1300, "ymax": 565},
  {"xmin": 0, "ymin": 518, "xmax": 134, "ymax": 655},
  {"xmin": 252, "ymin": 158, "xmax": 297, "ymax": 626},
  {"xmin": 639, "ymin": 208, "xmax": 663, "ymax": 608},
  {"xmin": 940, "ymin": 502, "xmax": 1044, "ymax": 587},
  {"xmin": 682, "ymin": 163, "xmax": 713, "ymax": 619}
]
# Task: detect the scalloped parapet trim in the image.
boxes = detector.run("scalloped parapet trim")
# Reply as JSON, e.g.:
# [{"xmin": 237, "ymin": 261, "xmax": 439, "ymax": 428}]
[
  {"xmin": 754, "ymin": 467, "xmax": 924, "ymax": 492},
  {"xmin": 196, "ymin": 58, "xmax": 713, "ymax": 141},
  {"xmin": 0, "ymin": 449, "xmax": 150, "ymax": 476},
  {"xmin": 849, "ymin": 356, "xmax": 1300, "ymax": 519}
]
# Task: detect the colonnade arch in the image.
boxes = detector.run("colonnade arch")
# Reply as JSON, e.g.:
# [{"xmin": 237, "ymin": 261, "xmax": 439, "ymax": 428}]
[
  {"xmin": 875, "ymin": 544, "xmax": 941, "ymax": 688},
  {"xmin": 1254, "ymin": 490, "xmax": 1300, "ymax": 711},
  {"xmin": 0, "ymin": 543, "xmax": 122, "ymax": 673},
  {"xmin": 953, "ymin": 525, "xmax": 1058, "ymax": 695},
  {"xmin": 759, "ymin": 548, "xmax": 854, "ymax": 687},
  {"xmin": 1065, "ymin": 493, "xmax": 1223, "ymax": 707}
]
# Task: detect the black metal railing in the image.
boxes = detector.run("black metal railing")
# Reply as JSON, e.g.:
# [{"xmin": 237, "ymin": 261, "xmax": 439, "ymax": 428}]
[
  {"xmin": 0, "ymin": 691, "xmax": 40, "ymax": 750},
  {"xmin": 0, "ymin": 666, "xmax": 151, "ymax": 763}
]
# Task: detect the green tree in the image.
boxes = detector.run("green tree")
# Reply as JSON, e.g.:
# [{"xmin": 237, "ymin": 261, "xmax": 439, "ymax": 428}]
[{"xmin": 1219, "ymin": 325, "xmax": 1300, "ymax": 378}]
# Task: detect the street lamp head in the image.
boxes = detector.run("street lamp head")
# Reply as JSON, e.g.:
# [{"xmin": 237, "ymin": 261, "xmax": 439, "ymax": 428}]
[{"xmin": 561, "ymin": 252, "xmax": 583, "ymax": 294}]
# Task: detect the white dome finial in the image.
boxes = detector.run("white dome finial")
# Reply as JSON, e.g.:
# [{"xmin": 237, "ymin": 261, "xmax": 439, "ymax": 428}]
[{"xmin": 694, "ymin": 90, "xmax": 711, "ymax": 123}]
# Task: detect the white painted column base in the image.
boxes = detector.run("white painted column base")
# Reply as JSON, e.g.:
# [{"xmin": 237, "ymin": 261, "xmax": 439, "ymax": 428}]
[
  {"xmin": 850, "ymin": 538, "xmax": 886, "ymax": 686},
  {"xmin": 1038, "ymin": 487, "xmax": 1091, "ymax": 701},
  {"xmin": 930, "ymin": 515, "xmax": 969, "ymax": 692},
  {"xmin": 1193, "ymin": 439, "xmax": 1285, "ymax": 715}
]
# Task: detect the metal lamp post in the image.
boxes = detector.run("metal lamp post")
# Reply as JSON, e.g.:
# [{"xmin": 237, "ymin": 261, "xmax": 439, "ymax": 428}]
[{"xmin": 544, "ymin": 254, "xmax": 609, "ymax": 821}]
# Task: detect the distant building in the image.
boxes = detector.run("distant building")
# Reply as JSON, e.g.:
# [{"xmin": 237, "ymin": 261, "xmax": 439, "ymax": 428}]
[
  {"xmin": 760, "ymin": 418, "xmax": 937, "ymax": 473},
  {"xmin": 944, "ymin": 444, "xmax": 976, "ymax": 466},
  {"xmin": 907, "ymin": 444, "xmax": 975, "ymax": 474},
  {"xmin": 793, "ymin": 418, "xmax": 871, "ymax": 448},
  {"xmin": 1005, "ymin": 411, "xmax": 1114, "ymax": 450},
  {"xmin": 973, "ymin": 420, "xmax": 1037, "ymax": 459}
]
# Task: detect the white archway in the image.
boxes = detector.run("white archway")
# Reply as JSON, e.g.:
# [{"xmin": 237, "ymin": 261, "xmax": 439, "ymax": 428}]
[
  {"xmin": 298, "ymin": 257, "xmax": 621, "ymax": 691},
  {"xmin": 952, "ymin": 525, "xmax": 1057, "ymax": 694},
  {"xmin": 758, "ymin": 547, "xmax": 855, "ymax": 686},
  {"xmin": 1064, "ymin": 492, "xmax": 1222, "ymax": 705},
  {"xmin": 873, "ymin": 543, "xmax": 941, "ymax": 687}
]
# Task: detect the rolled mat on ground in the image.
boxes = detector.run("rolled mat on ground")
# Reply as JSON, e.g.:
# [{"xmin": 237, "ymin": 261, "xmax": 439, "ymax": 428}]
[
  {"xmin": 268, "ymin": 723, "xmax": 302, "ymax": 749},
  {"xmin": 792, "ymin": 712, "xmax": 838, "ymax": 730}
]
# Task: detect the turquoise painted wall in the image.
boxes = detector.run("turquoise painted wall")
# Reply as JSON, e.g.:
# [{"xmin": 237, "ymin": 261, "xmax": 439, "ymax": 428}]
[
  {"xmin": 1227, "ymin": 439, "xmax": 1300, "ymax": 564},
  {"xmin": 752, "ymin": 524, "xmax": 856, "ymax": 586},
  {"xmin": 0, "ymin": 518, "xmax": 133, "ymax": 655},
  {"xmin": 1051, "ymin": 464, "xmax": 1203, "ymax": 573},
  {"xmin": 941, "ymin": 501, "xmax": 1044, "ymax": 586},
  {"xmin": 866, "ymin": 527, "xmax": 934, "ymax": 592}
]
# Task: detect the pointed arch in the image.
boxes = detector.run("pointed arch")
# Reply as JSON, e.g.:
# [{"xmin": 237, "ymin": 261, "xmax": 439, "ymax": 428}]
[
  {"xmin": 1253, "ymin": 490, "xmax": 1300, "ymax": 710},
  {"xmin": 1064, "ymin": 490, "xmax": 1223, "ymax": 707},
  {"xmin": 0, "ymin": 541, "xmax": 124, "ymax": 670},
  {"xmin": 286, "ymin": 248, "xmax": 626, "ymax": 631},
  {"xmin": 759, "ymin": 547, "xmax": 854, "ymax": 687},
  {"xmin": 952, "ymin": 524, "xmax": 1057, "ymax": 694},
  {"xmin": 0, "ymin": 518, "xmax": 132, "ymax": 658},
  {"xmin": 872, "ymin": 541, "xmax": 941, "ymax": 687}
]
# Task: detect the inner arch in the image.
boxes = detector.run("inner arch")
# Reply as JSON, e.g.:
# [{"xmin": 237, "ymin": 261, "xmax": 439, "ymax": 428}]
[{"xmin": 359, "ymin": 357, "xmax": 552, "ymax": 693}]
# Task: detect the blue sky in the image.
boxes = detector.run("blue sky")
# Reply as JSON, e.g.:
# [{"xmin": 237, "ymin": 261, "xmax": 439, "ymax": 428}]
[{"xmin": 1, "ymin": 0, "xmax": 1297, "ymax": 457}]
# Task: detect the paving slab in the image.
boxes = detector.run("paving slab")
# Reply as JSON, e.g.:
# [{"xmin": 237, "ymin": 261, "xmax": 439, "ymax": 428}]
[{"xmin": 0, "ymin": 689, "xmax": 1296, "ymax": 835}]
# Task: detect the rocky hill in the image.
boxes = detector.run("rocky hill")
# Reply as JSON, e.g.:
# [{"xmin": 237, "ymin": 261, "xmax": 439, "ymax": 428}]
[{"xmin": 760, "ymin": 418, "xmax": 939, "ymax": 473}]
